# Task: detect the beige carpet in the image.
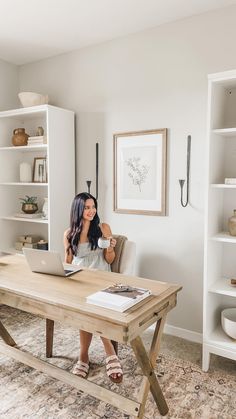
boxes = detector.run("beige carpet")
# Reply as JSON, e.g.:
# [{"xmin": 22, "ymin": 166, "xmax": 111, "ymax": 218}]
[{"xmin": 0, "ymin": 305, "xmax": 236, "ymax": 419}]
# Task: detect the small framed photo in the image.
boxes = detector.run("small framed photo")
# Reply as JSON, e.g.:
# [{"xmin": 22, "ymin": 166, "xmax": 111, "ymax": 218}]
[
  {"xmin": 113, "ymin": 129, "xmax": 167, "ymax": 216},
  {"xmin": 33, "ymin": 157, "xmax": 47, "ymax": 183}
]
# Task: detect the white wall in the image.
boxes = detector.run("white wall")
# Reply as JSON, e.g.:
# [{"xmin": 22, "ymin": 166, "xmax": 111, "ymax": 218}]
[
  {"xmin": 0, "ymin": 59, "xmax": 18, "ymax": 110},
  {"xmin": 18, "ymin": 5, "xmax": 236, "ymax": 334}
]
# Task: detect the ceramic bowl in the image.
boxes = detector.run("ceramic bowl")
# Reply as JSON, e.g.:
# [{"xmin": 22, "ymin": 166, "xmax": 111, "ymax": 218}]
[
  {"xmin": 18, "ymin": 92, "xmax": 49, "ymax": 107},
  {"xmin": 221, "ymin": 308, "xmax": 236, "ymax": 339}
]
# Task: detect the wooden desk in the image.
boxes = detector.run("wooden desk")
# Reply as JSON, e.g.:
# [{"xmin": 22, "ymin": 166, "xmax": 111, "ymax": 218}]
[{"xmin": 0, "ymin": 254, "xmax": 181, "ymax": 418}]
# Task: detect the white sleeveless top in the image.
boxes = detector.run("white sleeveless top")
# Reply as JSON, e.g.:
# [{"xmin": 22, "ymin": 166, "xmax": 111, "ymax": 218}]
[{"xmin": 72, "ymin": 242, "xmax": 111, "ymax": 271}]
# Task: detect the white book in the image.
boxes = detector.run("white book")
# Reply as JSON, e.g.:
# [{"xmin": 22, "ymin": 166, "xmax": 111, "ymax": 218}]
[
  {"xmin": 28, "ymin": 141, "xmax": 46, "ymax": 145},
  {"xmin": 14, "ymin": 212, "xmax": 44, "ymax": 218},
  {"xmin": 28, "ymin": 140, "xmax": 44, "ymax": 143},
  {"xmin": 225, "ymin": 178, "xmax": 236, "ymax": 185},
  {"xmin": 28, "ymin": 136, "xmax": 47, "ymax": 144},
  {"xmin": 86, "ymin": 285, "xmax": 152, "ymax": 312},
  {"xmin": 28, "ymin": 136, "xmax": 46, "ymax": 141}
]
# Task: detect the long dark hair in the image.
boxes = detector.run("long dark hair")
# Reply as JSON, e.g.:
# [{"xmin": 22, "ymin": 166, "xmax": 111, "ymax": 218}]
[{"xmin": 67, "ymin": 192, "xmax": 102, "ymax": 255}]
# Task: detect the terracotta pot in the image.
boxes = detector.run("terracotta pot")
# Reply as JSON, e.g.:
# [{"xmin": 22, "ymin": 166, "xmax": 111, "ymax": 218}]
[
  {"xmin": 12, "ymin": 128, "xmax": 29, "ymax": 146},
  {"xmin": 22, "ymin": 203, "xmax": 38, "ymax": 214},
  {"xmin": 228, "ymin": 209, "xmax": 236, "ymax": 236}
]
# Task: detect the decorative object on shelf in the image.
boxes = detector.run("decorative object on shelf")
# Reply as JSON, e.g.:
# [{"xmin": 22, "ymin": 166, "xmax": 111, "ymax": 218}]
[
  {"xmin": 42, "ymin": 197, "xmax": 48, "ymax": 219},
  {"xmin": 12, "ymin": 128, "xmax": 29, "ymax": 146},
  {"xmin": 37, "ymin": 239, "xmax": 48, "ymax": 250},
  {"xmin": 230, "ymin": 278, "xmax": 236, "ymax": 286},
  {"xmin": 114, "ymin": 129, "xmax": 167, "ymax": 215},
  {"xmin": 19, "ymin": 162, "xmax": 32, "ymax": 183},
  {"xmin": 33, "ymin": 157, "xmax": 47, "ymax": 183},
  {"xmin": 228, "ymin": 209, "xmax": 236, "ymax": 236},
  {"xmin": 18, "ymin": 92, "xmax": 49, "ymax": 108},
  {"xmin": 19, "ymin": 195, "xmax": 38, "ymax": 214},
  {"xmin": 179, "ymin": 135, "xmax": 191, "ymax": 207},
  {"xmin": 36, "ymin": 126, "xmax": 44, "ymax": 136},
  {"xmin": 221, "ymin": 308, "xmax": 236, "ymax": 339}
]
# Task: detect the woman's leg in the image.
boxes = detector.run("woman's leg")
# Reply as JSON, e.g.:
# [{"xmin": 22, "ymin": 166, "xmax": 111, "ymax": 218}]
[
  {"xmin": 101, "ymin": 336, "xmax": 116, "ymax": 356},
  {"xmin": 79, "ymin": 330, "xmax": 93, "ymax": 363},
  {"xmin": 101, "ymin": 337, "xmax": 122, "ymax": 381},
  {"xmin": 72, "ymin": 330, "xmax": 92, "ymax": 376}
]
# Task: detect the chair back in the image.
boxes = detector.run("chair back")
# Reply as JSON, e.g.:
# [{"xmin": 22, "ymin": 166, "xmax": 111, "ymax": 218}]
[{"xmin": 111, "ymin": 235, "xmax": 136, "ymax": 275}]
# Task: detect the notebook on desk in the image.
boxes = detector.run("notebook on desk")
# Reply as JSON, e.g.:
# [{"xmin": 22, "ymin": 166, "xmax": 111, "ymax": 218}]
[
  {"xmin": 86, "ymin": 284, "xmax": 152, "ymax": 312},
  {"xmin": 23, "ymin": 248, "xmax": 82, "ymax": 277}
]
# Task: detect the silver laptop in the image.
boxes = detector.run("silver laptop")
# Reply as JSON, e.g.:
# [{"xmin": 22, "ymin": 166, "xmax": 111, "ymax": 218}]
[{"xmin": 23, "ymin": 248, "xmax": 82, "ymax": 277}]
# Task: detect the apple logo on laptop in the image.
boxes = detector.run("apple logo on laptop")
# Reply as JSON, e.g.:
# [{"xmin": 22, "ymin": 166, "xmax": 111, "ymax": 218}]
[{"xmin": 41, "ymin": 260, "xmax": 46, "ymax": 265}]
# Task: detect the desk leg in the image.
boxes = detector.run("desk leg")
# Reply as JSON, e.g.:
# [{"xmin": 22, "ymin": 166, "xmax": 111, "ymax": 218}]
[
  {"xmin": 111, "ymin": 340, "xmax": 118, "ymax": 355},
  {"xmin": 0, "ymin": 320, "xmax": 16, "ymax": 346},
  {"xmin": 131, "ymin": 336, "xmax": 168, "ymax": 416},
  {"xmin": 46, "ymin": 319, "xmax": 54, "ymax": 358},
  {"xmin": 149, "ymin": 314, "xmax": 167, "ymax": 368}
]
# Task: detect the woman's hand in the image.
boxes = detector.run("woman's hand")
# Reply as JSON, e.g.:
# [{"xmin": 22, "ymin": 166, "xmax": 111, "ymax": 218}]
[
  {"xmin": 101, "ymin": 223, "xmax": 116, "ymax": 264},
  {"xmin": 110, "ymin": 237, "xmax": 116, "ymax": 249},
  {"xmin": 105, "ymin": 237, "xmax": 116, "ymax": 253},
  {"xmin": 104, "ymin": 236, "xmax": 116, "ymax": 264}
]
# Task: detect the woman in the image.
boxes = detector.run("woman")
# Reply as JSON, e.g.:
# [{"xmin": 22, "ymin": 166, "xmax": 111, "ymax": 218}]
[{"xmin": 64, "ymin": 192, "xmax": 123, "ymax": 383}]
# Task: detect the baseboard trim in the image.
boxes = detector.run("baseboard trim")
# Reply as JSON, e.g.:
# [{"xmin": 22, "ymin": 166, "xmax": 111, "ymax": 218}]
[{"xmin": 149, "ymin": 323, "xmax": 202, "ymax": 344}]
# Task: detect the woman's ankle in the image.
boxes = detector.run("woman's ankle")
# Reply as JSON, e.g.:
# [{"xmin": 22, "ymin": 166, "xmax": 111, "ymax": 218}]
[{"xmin": 79, "ymin": 353, "xmax": 89, "ymax": 364}]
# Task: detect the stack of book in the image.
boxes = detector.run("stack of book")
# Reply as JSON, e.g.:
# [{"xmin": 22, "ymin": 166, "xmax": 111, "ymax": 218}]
[
  {"xmin": 27, "ymin": 136, "xmax": 47, "ymax": 146},
  {"xmin": 15, "ymin": 234, "xmax": 42, "ymax": 251},
  {"xmin": 86, "ymin": 284, "xmax": 152, "ymax": 312}
]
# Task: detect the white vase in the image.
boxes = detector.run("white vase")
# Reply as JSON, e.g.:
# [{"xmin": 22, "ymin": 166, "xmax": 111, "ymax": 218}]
[
  {"xmin": 42, "ymin": 198, "xmax": 48, "ymax": 219},
  {"xmin": 19, "ymin": 162, "xmax": 32, "ymax": 182}
]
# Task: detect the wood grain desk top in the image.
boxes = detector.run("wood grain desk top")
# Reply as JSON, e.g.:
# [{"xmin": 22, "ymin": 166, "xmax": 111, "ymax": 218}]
[{"xmin": 0, "ymin": 254, "xmax": 181, "ymax": 330}]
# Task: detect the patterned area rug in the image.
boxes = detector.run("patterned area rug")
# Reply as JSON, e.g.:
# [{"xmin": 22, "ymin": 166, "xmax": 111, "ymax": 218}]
[{"xmin": 0, "ymin": 305, "xmax": 236, "ymax": 419}]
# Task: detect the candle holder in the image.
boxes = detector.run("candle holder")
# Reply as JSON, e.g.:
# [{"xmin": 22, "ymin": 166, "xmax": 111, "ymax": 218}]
[
  {"xmin": 86, "ymin": 180, "xmax": 92, "ymax": 194},
  {"xmin": 179, "ymin": 135, "xmax": 191, "ymax": 207}
]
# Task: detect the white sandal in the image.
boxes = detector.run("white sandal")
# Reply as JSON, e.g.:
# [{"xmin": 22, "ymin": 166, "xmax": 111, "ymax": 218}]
[
  {"xmin": 72, "ymin": 360, "xmax": 90, "ymax": 378},
  {"xmin": 105, "ymin": 355, "xmax": 123, "ymax": 383}
]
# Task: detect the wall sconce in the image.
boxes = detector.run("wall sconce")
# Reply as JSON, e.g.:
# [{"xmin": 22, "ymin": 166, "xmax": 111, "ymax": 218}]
[
  {"xmin": 179, "ymin": 135, "xmax": 191, "ymax": 207},
  {"xmin": 86, "ymin": 180, "xmax": 91, "ymax": 194},
  {"xmin": 86, "ymin": 142, "xmax": 99, "ymax": 199}
]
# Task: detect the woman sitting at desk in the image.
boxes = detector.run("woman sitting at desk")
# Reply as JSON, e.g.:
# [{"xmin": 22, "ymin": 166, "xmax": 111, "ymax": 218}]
[{"xmin": 64, "ymin": 192, "xmax": 123, "ymax": 383}]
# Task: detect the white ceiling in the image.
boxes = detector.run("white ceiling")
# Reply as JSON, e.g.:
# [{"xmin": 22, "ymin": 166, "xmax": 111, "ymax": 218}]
[{"xmin": 0, "ymin": 0, "xmax": 235, "ymax": 65}]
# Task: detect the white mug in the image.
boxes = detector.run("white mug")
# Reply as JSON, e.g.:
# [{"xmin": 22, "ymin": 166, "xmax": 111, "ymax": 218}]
[{"xmin": 98, "ymin": 237, "xmax": 111, "ymax": 249}]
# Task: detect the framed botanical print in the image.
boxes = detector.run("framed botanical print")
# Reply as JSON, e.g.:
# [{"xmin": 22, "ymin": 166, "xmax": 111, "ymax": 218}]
[{"xmin": 113, "ymin": 129, "xmax": 167, "ymax": 215}]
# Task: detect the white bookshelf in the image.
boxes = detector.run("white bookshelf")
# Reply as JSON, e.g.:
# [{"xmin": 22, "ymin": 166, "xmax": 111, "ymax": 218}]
[
  {"xmin": 212, "ymin": 128, "xmax": 236, "ymax": 137},
  {"xmin": 211, "ymin": 184, "xmax": 236, "ymax": 189},
  {"xmin": 209, "ymin": 278, "xmax": 236, "ymax": 297},
  {"xmin": 0, "ymin": 144, "xmax": 48, "ymax": 152},
  {"xmin": 1, "ymin": 216, "xmax": 48, "ymax": 224},
  {"xmin": 0, "ymin": 105, "xmax": 75, "ymax": 257},
  {"xmin": 203, "ymin": 70, "xmax": 236, "ymax": 371}
]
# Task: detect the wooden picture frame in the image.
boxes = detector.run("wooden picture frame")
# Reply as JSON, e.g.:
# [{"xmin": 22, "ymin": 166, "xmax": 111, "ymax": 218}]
[
  {"xmin": 113, "ymin": 129, "xmax": 167, "ymax": 215},
  {"xmin": 33, "ymin": 157, "xmax": 47, "ymax": 183}
]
